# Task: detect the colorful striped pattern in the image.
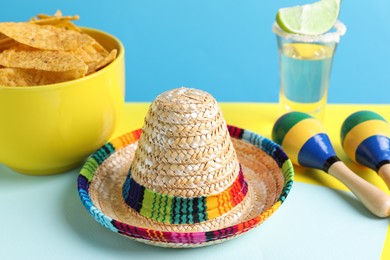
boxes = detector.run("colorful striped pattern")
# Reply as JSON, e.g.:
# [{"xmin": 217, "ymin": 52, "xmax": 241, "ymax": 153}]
[
  {"xmin": 341, "ymin": 110, "xmax": 390, "ymax": 171},
  {"xmin": 272, "ymin": 112, "xmax": 338, "ymax": 172},
  {"xmin": 340, "ymin": 110, "xmax": 386, "ymax": 142},
  {"xmin": 78, "ymin": 125, "xmax": 294, "ymax": 246},
  {"xmin": 122, "ymin": 166, "xmax": 248, "ymax": 224},
  {"xmin": 272, "ymin": 111, "xmax": 311, "ymax": 146}
]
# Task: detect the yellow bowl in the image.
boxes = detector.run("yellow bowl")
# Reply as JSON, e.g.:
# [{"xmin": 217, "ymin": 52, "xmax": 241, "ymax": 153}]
[{"xmin": 0, "ymin": 28, "xmax": 125, "ymax": 175}]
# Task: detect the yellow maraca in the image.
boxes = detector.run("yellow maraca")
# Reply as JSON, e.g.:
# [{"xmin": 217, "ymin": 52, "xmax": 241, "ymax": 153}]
[
  {"xmin": 272, "ymin": 111, "xmax": 390, "ymax": 217},
  {"xmin": 341, "ymin": 110, "xmax": 390, "ymax": 190}
]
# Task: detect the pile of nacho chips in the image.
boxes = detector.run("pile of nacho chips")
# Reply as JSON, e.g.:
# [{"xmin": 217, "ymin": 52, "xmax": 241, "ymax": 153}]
[{"xmin": 0, "ymin": 10, "xmax": 117, "ymax": 86}]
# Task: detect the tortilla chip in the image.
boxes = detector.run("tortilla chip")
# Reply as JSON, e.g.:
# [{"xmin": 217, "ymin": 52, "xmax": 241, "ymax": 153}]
[
  {"xmin": 0, "ymin": 22, "xmax": 95, "ymax": 50},
  {"xmin": 0, "ymin": 67, "xmax": 86, "ymax": 86},
  {"xmin": 71, "ymin": 42, "xmax": 112, "ymax": 74},
  {"xmin": 29, "ymin": 10, "xmax": 81, "ymax": 31},
  {"xmin": 0, "ymin": 48, "xmax": 88, "ymax": 75},
  {"xmin": 36, "ymin": 9, "xmax": 63, "ymax": 19},
  {"xmin": 0, "ymin": 33, "xmax": 7, "ymax": 40},
  {"xmin": 0, "ymin": 37, "xmax": 18, "ymax": 51},
  {"xmin": 31, "ymin": 16, "xmax": 80, "ymax": 30},
  {"xmin": 88, "ymin": 49, "xmax": 117, "ymax": 74},
  {"xmin": 0, "ymin": 11, "xmax": 118, "ymax": 86}
]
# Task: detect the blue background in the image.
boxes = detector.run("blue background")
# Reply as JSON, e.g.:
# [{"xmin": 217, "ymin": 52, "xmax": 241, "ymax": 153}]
[{"xmin": 0, "ymin": 0, "xmax": 388, "ymax": 103}]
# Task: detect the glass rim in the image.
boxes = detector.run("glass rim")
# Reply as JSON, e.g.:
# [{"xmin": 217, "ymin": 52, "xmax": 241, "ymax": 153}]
[{"xmin": 272, "ymin": 21, "xmax": 347, "ymax": 43}]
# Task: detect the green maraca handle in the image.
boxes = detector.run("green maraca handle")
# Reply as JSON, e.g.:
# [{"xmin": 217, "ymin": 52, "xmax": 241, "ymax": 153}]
[
  {"xmin": 328, "ymin": 161, "xmax": 390, "ymax": 217},
  {"xmin": 378, "ymin": 164, "xmax": 390, "ymax": 190}
]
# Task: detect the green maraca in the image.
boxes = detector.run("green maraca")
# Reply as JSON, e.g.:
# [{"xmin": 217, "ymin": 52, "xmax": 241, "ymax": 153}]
[
  {"xmin": 341, "ymin": 110, "xmax": 390, "ymax": 190},
  {"xmin": 273, "ymin": 111, "xmax": 390, "ymax": 217}
]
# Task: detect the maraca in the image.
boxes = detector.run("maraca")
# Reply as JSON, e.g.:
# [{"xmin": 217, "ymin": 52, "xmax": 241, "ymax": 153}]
[
  {"xmin": 341, "ymin": 110, "xmax": 390, "ymax": 190},
  {"xmin": 272, "ymin": 111, "xmax": 390, "ymax": 217}
]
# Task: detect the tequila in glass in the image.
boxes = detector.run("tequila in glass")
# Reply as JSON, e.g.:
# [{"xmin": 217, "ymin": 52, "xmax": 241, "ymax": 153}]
[{"xmin": 273, "ymin": 22, "xmax": 346, "ymax": 121}]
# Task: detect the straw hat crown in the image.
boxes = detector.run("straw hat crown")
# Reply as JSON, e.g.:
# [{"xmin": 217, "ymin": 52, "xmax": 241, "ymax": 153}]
[{"xmin": 122, "ymin": 87, "xmax": 248, "ymax": 224}]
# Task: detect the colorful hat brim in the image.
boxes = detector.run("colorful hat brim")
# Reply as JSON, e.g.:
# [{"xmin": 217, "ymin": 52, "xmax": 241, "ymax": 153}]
[{"xmin": 78, "ymin": 125, "xmax": 294, "ymax": 248}]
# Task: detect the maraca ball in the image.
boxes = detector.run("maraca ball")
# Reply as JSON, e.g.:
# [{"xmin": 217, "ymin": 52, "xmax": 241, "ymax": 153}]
[
  {"xmin": 272, "ymin": 112, "xmax": 312, "ymax": 146},
  {"xmin": 272, "ymin": 112, "xmax": 338, "ymax": 171},
  {"xmin": 341, "ymin": 110, "xmax": 390, "ymax": 171}
]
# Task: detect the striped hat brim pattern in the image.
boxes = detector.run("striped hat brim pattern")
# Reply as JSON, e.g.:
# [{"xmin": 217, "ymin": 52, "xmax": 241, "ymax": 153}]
[{"xmin": 78, "ymin": 125, "xmax": 294, "ymax": 248}]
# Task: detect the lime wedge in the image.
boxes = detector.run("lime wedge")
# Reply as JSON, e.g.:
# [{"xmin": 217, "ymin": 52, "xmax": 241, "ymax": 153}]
[{"xmin": 276, "ymin": 0, "xmax": 340, "ymax": 35}]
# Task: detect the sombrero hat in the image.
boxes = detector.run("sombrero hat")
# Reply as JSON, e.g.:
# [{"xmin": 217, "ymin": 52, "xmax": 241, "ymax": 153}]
[{"xmin": 78, "ymin": 87, "xmax": 294, "ymax": 248}]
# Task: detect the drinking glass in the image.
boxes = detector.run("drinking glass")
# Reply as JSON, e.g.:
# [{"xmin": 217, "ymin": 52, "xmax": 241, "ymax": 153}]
[{"xmin": 273, "ymin": 21, "xmax": 346, "ymax": 121}]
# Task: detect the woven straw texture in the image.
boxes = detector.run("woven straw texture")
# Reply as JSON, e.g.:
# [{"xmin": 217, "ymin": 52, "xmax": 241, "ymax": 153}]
[
  {"xmin": 131, "ymin": 88, "xmax": 240, "ymax": 198},
  {"xmin": 78, "ymin": 88, "xmax": 294, "ymax": 247}
]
